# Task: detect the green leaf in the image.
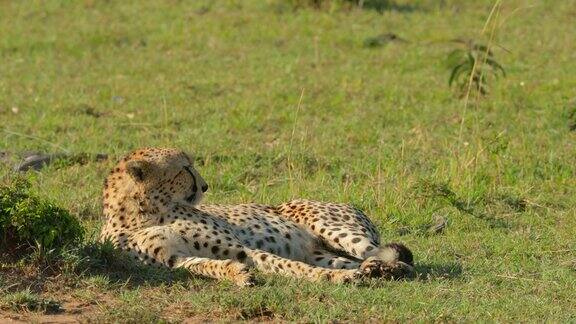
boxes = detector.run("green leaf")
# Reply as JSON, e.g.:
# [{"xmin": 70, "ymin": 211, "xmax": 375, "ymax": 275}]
[
  {"xmin": 485, "ymin": 57, "xmax": 506, "ymax": 77},
  {"xmin": 449, "ymin": 62, "xmax": 467, "ymax": 86},
  {"xmin": 446, "ymin": 49, "xmax": 467, "ymax": 67}
]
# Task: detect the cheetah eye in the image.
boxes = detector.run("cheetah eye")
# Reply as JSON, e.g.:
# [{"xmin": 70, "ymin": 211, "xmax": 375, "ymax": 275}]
[{"xmin": 183, "ymin": 166, "xmax": 198, "ymax": 191}]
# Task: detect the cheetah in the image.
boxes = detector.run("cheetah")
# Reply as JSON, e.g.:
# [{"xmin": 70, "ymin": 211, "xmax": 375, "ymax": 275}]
[{"xmin": 100, "ymin": 148, "xmax": 414, "ymax": 286}]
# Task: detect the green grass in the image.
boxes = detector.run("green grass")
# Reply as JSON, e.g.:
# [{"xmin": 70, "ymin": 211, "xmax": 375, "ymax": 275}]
[
  {"xmin": 1, "ymin": 0, "xmax": 575, "ymax": 321},
  {"xmin": 1, "ymin": 289, "xmax": 61, "ymax": 314}
]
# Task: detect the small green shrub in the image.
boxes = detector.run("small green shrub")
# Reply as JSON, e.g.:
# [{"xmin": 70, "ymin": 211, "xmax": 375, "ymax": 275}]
[
  {"xmin": 0, "ymin": 177, "xmax": 84, "ymax": 256},
  {"xmin": 446, "ymin": 39, "xmax": 506, "ymax": 97}
]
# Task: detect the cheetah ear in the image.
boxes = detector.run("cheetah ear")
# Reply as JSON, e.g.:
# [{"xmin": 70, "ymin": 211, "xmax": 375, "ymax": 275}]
[
  {"xmin": 184, "ymin": 151, "xmax": 195, "ymax": 164},
  {"xmin": 126, "ymin": 160, "xmax": 153, "ymax": 182}
]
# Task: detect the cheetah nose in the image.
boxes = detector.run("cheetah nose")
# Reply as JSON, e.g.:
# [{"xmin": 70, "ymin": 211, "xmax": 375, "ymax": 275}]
[{"xmin": 201, "ymin": 184, "xmax": 208, "ymax": 192}]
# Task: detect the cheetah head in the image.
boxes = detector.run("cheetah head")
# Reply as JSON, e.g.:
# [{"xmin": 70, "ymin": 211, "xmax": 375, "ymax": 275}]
[{"xmin": 103, "ymin": 148, "xmax": 208, "ymax": 218}]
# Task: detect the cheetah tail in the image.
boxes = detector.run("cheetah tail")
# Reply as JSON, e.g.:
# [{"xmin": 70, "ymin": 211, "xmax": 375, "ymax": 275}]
[{"xmin": 373, "ymin": 242, "xmax": 414, "ymax": 266}]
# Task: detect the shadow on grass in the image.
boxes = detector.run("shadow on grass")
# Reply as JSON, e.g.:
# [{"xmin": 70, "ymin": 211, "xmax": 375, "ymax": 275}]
[
  {"xmin": 84, "ymin": 265, "xmax": 190, "ymax": 288},
  {"xmin": 0, "ymin": 251, "xmax": 190, "ymax": 295},
  {"xmin": 2, "ymin": 239, "xmax": 464, "ymax": 295},
  {"xmin": 356, "ymin": 262, "xmax": 462, "ymax": 288},
  {"xmin": 413, "ymin": 262, "xmax": 463, "ymax": 281},
  {"xmin": 74, "ymin": 242, "xmax": 465, "ymax": 288},
  {"xmin": 71, "ymin": 242, "xmax": 191, "ymax": 288}
]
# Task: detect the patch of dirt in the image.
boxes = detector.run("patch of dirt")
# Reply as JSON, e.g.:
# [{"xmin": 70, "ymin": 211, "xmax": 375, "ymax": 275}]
[
  {"xmin": 1, "ymin": 312, "xmax": 82, "ymax": 324},
  {"xmin": 0, "ymin": 263, "xmax": 49, "ymax": 293},
  {"xmin": 0, "ymin": 314, "xmax": 26, "ymax": 323},
  {"xmin": 0, "ymin": 293, "xmax": 109, "ymax": 323}
]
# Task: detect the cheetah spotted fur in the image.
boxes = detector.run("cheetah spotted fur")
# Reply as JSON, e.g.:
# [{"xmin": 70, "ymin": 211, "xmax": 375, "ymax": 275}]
[{"xmin": 100, "ymin": 148, "xmax": 414, "ymax": 286}]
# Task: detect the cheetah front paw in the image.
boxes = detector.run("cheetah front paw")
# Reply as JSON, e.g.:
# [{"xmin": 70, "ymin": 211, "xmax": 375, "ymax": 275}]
[
  {"xmin": 360, "ymin": 257, "xmax": 413, "ymax": 280},
  {"xmin": 228, "ymin": 263, "xmax": 255, "ymax": 287},
  {"xmin": 359, "ymin": 256, "xmax": 386, "ymax": 278},
  {"xmin": 380, "ymin": 261, "xmax": 414, "ymax": 280}
]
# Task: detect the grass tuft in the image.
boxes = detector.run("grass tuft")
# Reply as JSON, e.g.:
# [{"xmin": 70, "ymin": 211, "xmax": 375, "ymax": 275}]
[{"xmin": 1, "ymin": 289, "xmax": 62, "ymax": 314}]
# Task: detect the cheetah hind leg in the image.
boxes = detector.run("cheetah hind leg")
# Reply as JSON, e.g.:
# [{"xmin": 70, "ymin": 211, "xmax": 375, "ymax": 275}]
[
  {"xmin": 306, "ymin": 247, "xmax": 414, "ymax": 280},
  {"xmin": 276, "ymin": 200, "xmax": 415, "ymax": 279},
  {"xmin": 306, "ymin": 239, "xmax": 415, "ymax": 280}
]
